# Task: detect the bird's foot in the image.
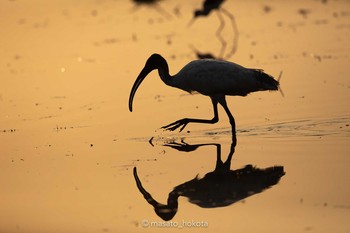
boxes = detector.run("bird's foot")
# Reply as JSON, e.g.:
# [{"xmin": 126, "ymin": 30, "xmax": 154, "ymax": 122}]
[
  {"xmin": 161, "ymin": 119, "xmax": 189, "ymax": 132},
  {"xmin": 163, "ymin": 139, "xmax": 192, "ymax": 151}
]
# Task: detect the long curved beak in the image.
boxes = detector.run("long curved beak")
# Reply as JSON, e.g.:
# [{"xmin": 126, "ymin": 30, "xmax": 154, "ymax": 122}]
[
  {"xmin": 187, "ymin": 17, "xmax": 196, "ymax": 28},
  {"xmin": 128, "ymin": 66, "xmax": 152, "ymax": 112},
  {"xmin": 133, "ymin": 167, "xmax": 178, "ymax": 221},
  {"xmin": 133, "ymin": 167, "xmax": 163, "ymax": 208}
]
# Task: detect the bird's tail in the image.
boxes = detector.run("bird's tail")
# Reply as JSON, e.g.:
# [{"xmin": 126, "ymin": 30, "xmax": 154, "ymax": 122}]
[
  {"xmin": 253, "ymin": 69, "xmax": 285, "ymax": 97},
  {"xmin": 277, "ymin": 71, "xmax": 284, "ymax": 97},
  {"xmin": 254, "ymin": 69, "xmax": 279, "ymax": 91}
]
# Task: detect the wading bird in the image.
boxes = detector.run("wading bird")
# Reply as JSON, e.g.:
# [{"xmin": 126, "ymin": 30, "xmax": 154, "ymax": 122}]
[
  {"xmin": 188, "ymin": 0, "xmax": 239, "ymax": 59},
  {"xmin": 131, "ymin": 0, "xmax": 172, "ymax": 20},
  {"xmin": 128, "ymin": 54, "xmax": 281, "ymax": 133}
]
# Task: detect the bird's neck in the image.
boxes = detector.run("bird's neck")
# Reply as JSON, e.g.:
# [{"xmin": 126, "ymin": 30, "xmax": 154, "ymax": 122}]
[
  {"xmin": 158, "ymin": 65, "xmax": 172, "ymax": 85},
  {"xmin": 196, "ymin": 9, "xmax": 210, "ymax": 17}
]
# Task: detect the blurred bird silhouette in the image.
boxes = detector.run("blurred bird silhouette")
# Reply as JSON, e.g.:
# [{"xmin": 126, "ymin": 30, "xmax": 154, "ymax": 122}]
[
  {"xmin": 188, "ymin": 0, "xmax": 239, "ymax": 59},
  {"xmin": 131, "ymin": 0, "xmax": 172, "ymax": 20}
]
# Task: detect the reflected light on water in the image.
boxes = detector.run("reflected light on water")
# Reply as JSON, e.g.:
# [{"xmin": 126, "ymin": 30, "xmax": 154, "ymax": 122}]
[{"xmin": 0, "ymin": 0, "xmax": 349, "ymax": 232}]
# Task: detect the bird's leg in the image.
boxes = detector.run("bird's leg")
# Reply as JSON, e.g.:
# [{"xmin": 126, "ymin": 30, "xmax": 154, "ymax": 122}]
[
  {"xmin": 164, "ymin": 141, "xmax": 220, "ymax": 153},
  {"xmin": 216, "ymin": 11, "xmax": 227, "ymax": 59},
  {"xmin": 222, "ymin": 135, "xmax": 237, "ymax": 171},
  {"xmin": 218, "ymin": 97, "xmax": 236, "ymax": 134},
  {"xmin": 220, "ymin": 8, "xmax": 239, "ymax": 60},
  {"xmin": 214, "ymin": 133, "xmax": 237, "ymax": 173},
  {"xmin": 161, "ymin": 98, "xmax": 219, "ymax": 132},
  {"xmin": 214, "ymin": 143, "xmax": 224, "ymax": 171}
]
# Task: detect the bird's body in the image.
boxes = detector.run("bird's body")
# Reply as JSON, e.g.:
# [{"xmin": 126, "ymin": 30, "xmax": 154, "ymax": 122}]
[
  {"xmin": 171, "ymin": 59, "xmax": 278, "ymax": 96},
  {"xmin": 195, "ymin": 0, "xmax": 226, "ymax": 17},
  {"xmin": 129, "ymin": 54, "xmax": 280, "ymax": 133},
  {"xmin": 131, "ymin": 0, "xmax": 171, "ymax": 20}
]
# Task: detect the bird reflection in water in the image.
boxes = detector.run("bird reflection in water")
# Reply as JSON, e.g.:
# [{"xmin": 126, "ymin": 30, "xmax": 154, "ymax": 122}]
[
  {"xmin": 133, "ymin": 134, "xmax": 285, "ymax": 221},
  {"xmin": 188, "ymin": 0, "xmax": 239, "ymax": 60}
]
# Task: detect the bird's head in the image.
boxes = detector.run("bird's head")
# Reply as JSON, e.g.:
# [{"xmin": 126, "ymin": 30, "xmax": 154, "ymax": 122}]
[
  {"xmin": 194, "ymin": 9, "xmax": 205, "ymax": 17},
  {"xmin": 133, "ymin": 167, "xmax": 178, "ymax": 221},
  {"xmin": 129, "ymin": 54, "xmax": 168, "ymax": 112},
  {"xmin": 144, "ymin": 53, "xmax": 167, "ymax": 71}
]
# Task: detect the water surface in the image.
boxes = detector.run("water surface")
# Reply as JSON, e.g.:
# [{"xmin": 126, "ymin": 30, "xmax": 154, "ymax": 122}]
[{"xmin": 0, "ymin": 0, "xmax": 349, "ymax": 232}]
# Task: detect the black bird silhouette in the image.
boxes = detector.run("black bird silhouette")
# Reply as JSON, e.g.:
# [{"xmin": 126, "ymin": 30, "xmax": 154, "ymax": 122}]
[{"xmin": 129, "ymin": 54, "xmax": 281, "ymax": 133}]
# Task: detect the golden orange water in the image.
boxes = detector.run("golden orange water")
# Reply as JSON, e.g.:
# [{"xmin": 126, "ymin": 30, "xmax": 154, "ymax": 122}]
[{"xmin": 0, "ymin": 0, "xmax": 349, "ymax": 232}]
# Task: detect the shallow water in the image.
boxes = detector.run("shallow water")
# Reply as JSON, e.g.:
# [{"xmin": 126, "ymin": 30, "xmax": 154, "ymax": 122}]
[{"xmin": 0, "ymin": 0, "xmax": 349, "ymax": 232}]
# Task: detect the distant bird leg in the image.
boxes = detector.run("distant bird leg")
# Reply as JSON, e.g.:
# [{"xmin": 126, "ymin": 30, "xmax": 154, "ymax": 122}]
[
  {"xmin": 216, "ymin": 11, "xmax": 227, "ymax": 59},
  {"xmin": 161, "ymin": 98, "xmax": 219, "ymax": 132},
  {"xmin": 188, "ymin": 1, "xmax": 238, "ymax": 59},
  {"xmin": 220, "ymin": 8, "xmax": 239, "ymax": 60}
]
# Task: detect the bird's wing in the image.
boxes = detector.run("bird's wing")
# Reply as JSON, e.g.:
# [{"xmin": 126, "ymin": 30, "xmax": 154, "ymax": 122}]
[{"xmin": 173, "ymin": 60, "xmax": 258, "ymax": 96}]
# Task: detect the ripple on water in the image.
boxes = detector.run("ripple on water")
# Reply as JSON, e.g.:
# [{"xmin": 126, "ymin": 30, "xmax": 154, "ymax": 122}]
[{"xmin": 204, "ymin": 116, "xmax": 350, "ymax": 138}]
